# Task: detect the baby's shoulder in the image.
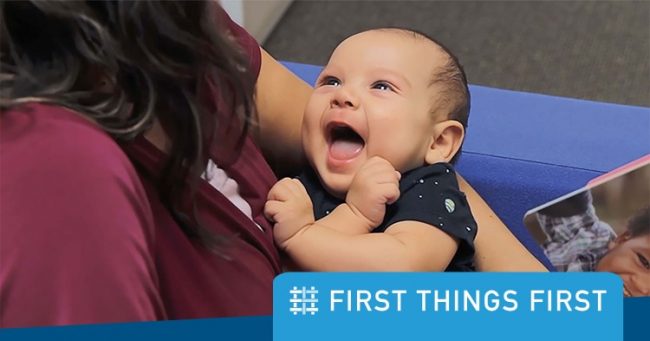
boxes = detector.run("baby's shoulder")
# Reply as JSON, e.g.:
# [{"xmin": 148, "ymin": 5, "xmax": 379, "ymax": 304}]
[{"xmin": 399, "ymin": 163, "xmax": 460, "ymax": 194}]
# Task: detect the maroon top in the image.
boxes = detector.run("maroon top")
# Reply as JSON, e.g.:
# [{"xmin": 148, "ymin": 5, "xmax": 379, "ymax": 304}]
[{"xmin": 0, "ymin": 8, "xmax": 280, "ymax": 328}]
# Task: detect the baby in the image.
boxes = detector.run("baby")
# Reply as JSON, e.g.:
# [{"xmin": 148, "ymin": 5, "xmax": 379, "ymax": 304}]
[
  {"xmin": 596, "ymin": 206, "xmax": 650, "ymax": 297},
  {"xmin": 265, "ymin": 28, "xmax": 476, "ymax": 271}
]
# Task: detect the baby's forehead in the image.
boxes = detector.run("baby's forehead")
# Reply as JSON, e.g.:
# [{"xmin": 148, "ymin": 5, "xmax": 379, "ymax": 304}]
[
  {"xmin": 621, "ymin": 234, "xmax": 650, "ymax": 249},
  {"xmin": 333, "ymin": 30, "xmax": 449, "ymax": 72},
  {"xmin": 343, "ymin": 29, "xmax": 443, "ymax": 53}
]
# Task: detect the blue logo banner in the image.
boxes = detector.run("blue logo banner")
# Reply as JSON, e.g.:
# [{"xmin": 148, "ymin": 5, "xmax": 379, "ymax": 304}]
[{"xmin": 274, "ymin": 273, "xmax": 622, "ymax": 341}]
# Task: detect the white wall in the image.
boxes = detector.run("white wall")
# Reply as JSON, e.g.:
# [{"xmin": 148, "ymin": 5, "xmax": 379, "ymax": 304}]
[{"xmin": 219, "ymin": 0, "xmax": 293, "ymax": 43}]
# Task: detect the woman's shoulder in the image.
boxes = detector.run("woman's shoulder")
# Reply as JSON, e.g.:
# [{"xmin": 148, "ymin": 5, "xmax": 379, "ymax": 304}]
[
  {"xmin": 1, "ymin": 101, "xmax": 157, "ymax": 260},
  {"xmin": 1, "ymin": 102, "xmax": 153, "ymax": 229},
  {"xmin": 3, "ymin": 102, "xmax": 112, "ymax": 136},
  {"xmin": 2, "ymin": 102, "xmax": 131, "ymax": 168},
  {"xmin": 214, "ymin": 4, "xmax": 261, "ymax": 77}
]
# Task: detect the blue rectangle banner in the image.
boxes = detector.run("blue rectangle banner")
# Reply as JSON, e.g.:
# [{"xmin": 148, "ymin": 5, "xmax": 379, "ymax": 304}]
[
  {"xmin": 274, "ymin": 273, "xmax": 622, "ymax": 341},
  {"xmin": 1, "ymin": 273, "xmax": 639, "ymax": 340}
]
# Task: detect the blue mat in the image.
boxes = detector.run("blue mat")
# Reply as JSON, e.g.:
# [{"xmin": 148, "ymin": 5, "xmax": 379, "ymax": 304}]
[{"xmin": 282, "ymin": 61, "xmax": 650, "ymax": 269}]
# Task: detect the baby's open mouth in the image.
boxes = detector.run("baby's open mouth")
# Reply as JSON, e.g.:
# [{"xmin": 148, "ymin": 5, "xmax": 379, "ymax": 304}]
[{"xmin": 326, "ymin": 123, "xmax": 365, "ymax": 161}]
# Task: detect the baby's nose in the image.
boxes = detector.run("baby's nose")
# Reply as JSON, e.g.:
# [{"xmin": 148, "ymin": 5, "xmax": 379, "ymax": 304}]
[{"xmin": 330, "ymin": 87, "xmax": 358, "ymax": 109}]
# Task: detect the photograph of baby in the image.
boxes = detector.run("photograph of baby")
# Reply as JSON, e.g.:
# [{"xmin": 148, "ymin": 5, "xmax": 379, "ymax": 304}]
[{"xmin": 524, "ymin": 160, "xmax": 649, "ymax": 297}]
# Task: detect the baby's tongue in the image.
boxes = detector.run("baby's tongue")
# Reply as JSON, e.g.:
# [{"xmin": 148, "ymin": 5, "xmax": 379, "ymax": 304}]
[{"xmin": 329, "ymin": 140, "xmax": 363, "ymax": 160}]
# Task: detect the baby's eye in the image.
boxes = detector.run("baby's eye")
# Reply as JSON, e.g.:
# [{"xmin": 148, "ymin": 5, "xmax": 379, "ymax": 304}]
[
  {"xmin": 320, "ymin": 76, "xmax": 341, "ymax": 87},
  {"xmin": 371, "ymin": 81, "xmax": 394, "ymax": 91},
  {"xmin": 637, "ymin": 252, "xmax": 650, "ymax": 270}
]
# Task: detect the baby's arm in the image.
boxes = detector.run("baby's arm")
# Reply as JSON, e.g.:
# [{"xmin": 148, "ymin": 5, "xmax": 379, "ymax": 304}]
[
  {"xmin": 266, "ymin": 192, "xmax": 459, "ymax": 271},
  {"xmin": 265, "ymin": 157, "xmax": 460, "ymax": 271},
  {"xmin": 282, "ymin": 217, "xmax": 460, "ymax": 271}
]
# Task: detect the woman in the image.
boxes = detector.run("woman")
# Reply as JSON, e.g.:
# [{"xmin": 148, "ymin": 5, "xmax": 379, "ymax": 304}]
[{"xmin": 0, "ymin": 0, "xmax": 545, "ymax": 328}]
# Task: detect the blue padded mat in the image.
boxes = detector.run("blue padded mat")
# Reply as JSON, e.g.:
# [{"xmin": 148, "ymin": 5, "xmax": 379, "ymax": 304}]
[
  {"xmin": 466, "ymin": 86, "xmax": 650, "ymax": 172},
  {"xmin": 282, "ymin": 61, "xmax": 650, "ymax": 269}
]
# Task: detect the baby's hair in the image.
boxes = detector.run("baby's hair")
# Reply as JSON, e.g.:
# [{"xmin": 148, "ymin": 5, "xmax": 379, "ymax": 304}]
[
  {"xmin": 373, "ymin": 28, "xmax": 470, "ymax": 163},
  {"xmin": 627, "ymin": 206, "xmax": 650, "ymax": 238}
]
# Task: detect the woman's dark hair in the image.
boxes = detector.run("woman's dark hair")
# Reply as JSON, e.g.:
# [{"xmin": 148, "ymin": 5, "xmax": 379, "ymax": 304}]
[{"xmin": 0, "ymin": 1, "xmax": 256, "ymax": 251}]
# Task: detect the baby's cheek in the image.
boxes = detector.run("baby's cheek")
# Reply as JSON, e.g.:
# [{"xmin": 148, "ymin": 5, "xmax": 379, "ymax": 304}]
[
  {"xmin": 302, "ymin": 128, "xmax": 322, "ymax": 162},
  {"xmin": 374, "ymin": 148, "xmax": 410, "ymax": 173}
]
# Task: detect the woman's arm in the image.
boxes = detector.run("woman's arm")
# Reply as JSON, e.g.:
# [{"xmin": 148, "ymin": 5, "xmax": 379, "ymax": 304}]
[
  {"xmin": 457, "ymin": 175, "xmax": 548, "ymax": 272},
  {"xmin": 254, "ymin": 48, "xmax": 313, "ymax": 177}
]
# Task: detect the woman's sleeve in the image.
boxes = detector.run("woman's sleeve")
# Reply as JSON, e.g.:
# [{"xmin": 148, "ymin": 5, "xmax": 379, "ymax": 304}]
[
  {"xmin": 214, "ymin": 3, "xmax": 262, "ymax": 79},
  {"xmin": 0, "ymin": 108, "xmax": 165, "ymax": 327}
]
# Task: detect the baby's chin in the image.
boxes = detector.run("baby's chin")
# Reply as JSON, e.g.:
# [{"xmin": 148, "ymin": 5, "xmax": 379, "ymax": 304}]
[{"xmin": 318, "ymin": 173, "xmax": 351, "ymax": 200}]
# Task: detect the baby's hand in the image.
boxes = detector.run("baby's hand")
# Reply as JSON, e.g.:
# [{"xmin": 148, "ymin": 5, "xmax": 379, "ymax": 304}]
[
  {"xmin": 346, "ymin": 156, "xmax": 401, "ymax": 230},
  {"xmin": 264, "ymin": 178, "xmax": 315, "ymax": 249}
]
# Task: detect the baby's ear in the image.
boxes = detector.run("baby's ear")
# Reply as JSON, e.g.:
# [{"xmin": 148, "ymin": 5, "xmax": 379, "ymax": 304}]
[{"xmin": 425, "ymin": 120, "xmax": 465, "ymax": 164}]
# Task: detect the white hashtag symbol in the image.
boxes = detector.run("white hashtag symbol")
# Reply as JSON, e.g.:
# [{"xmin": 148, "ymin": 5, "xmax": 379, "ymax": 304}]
[{"xmin": 289, "ymin": 286, "xmax": 319, "ymax": 315}]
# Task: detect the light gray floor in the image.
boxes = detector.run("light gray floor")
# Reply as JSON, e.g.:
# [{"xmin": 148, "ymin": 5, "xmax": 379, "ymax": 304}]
[{"xmin": 264, "ymin": 0, "xmax": 650, "ymax": 107}]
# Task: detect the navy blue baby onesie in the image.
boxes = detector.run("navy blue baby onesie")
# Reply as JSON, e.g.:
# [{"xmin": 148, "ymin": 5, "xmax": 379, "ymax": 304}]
[{"xmin": 298, "ymin": 163, "xmax": 477, "ymax": 271}]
